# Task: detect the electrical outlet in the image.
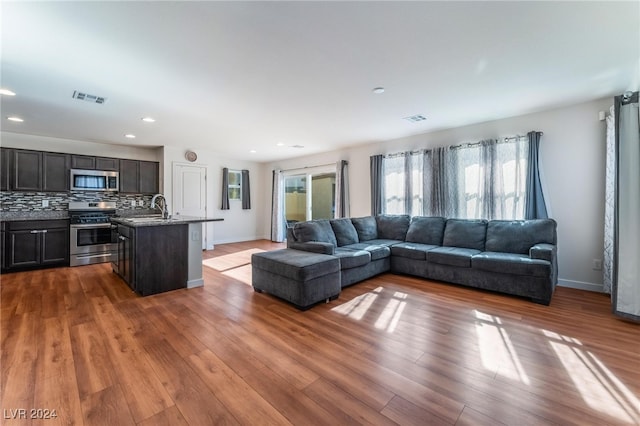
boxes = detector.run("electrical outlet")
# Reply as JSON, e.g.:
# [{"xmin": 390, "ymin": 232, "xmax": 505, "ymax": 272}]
[
  {"xmin": 131, "ymin": 199, "xmax": 136, "ymax": 207},
  {"xmin": 138, "ymin": 200, "xmax": 144, "ymax": 207},
  {"xmin": 592, "ymin": 259, "xmax": 602, "ymax": 271},
  {"xmin": 42, "ymin": 199, "xmax": 49, "ymax": 207}
]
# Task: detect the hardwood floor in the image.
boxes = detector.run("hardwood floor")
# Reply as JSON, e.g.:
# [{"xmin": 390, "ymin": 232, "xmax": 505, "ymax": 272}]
[{"xmin": 2, "ymin": 240, "xmax": 639, "ymax": 425}]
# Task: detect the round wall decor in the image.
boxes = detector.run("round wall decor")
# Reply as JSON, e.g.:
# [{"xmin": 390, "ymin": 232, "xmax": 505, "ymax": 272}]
[{"xmin": 185, "ymin": 150, "xmax": 198, "ymax": 162}]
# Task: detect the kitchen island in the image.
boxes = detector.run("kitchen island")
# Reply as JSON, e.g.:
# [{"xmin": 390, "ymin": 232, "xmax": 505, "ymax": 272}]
[{"xmin": 110, "ymin": 215, "xmax": 223, "ymax": 296}]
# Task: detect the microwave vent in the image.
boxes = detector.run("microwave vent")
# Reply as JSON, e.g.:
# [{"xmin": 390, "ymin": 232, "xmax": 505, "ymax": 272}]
[{"xmin": 72, "ymin": 91, "xmax": 106, "ymax": 104}]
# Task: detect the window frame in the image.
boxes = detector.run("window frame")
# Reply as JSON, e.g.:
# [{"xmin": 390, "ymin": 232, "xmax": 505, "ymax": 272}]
[{"xmin": 227, "ymin": 169, "xmax": 242, "ymax": 201}]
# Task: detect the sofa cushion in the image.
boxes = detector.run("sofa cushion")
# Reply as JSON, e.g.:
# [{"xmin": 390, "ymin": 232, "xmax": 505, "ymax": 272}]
[
  {"xmin": 330, "ymin": 218, "xmax": 360, "ymax": 246},
  {"xmin": 442, "ymin": 219, "xmax": 488, "ymax": 251},
  {"xmin": 333, "ymin": 248, "xmax": 371, "ymax": 270},
  {"xmin": 485, "ymin": 219, "xmax": 557, "ymax": 255},
  {"xmin": 351, "ymin": 216, "xmax": 378, "ymax": 241},
  {"xmin": 376, "ymin": 214, "xmax": 411, "ymax": 240},
  {"xmin": 472, "ymin": 252, "xmax": 551, "ymax": 278},
  {"xmin": 252, "ymin": 249, "xmax": 340, "ymax": 281},
  {"xmin": 391, "ymin": 242, "xmax": 439, "ymax": 261},
  {"xmin": 427, "ymin": 247, "xmax": 481, "ymax": 268},
  {"xmin": 342, "ymin": 243, "xmax": 391, "ymax": 261},
  {"xmin": 405, "ymin": 216, "xmax": 446, "ymax": 245},
  {"xmin": 292, "ymin": 220, "xmax": 337, "ymax": 247}
]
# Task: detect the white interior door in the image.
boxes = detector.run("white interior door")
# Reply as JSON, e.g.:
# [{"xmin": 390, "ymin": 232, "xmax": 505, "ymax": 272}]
[{"xmin": 173, "ymin": 163, "xmax": 207, "ymax": 249}]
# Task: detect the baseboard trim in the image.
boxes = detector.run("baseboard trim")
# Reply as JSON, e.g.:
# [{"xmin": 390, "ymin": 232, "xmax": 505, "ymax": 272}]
[
  {"xmin": 212, "ymin": 236, "xmax": 264, "ymax": 245},
  {"xmin": 557, "ymin": 279, "xmax": 603, "ymax": 293},
  {"xmin": 187, "ymin": 278, "xmax": 204, "ymax": 289}
]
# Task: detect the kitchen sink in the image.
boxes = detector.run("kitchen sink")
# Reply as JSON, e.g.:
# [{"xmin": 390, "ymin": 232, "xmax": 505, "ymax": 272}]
[{"xmin": 123, "ymin": 216, "xmax": 180, "ymax": 223}]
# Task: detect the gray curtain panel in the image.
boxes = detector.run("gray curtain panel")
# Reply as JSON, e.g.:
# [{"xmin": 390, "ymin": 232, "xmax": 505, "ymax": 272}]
[
  {"xmin": 424, "ymin": 147, "xmax": 447, "ymax": 217},
  {"xmin": 221, "ymin": 167, "xmax": 230, "ymax": 210},
  {"xmin": 612, "ymin": 91, "xmax": 639, "ymax": 322},
  {"xmin": 336, "ymin": 160, "xmax": 350, "ymax": 218},
  {"xmin": 370, "ymin": 155, "xmax": 384, "ymax": 215},
  {"xmin": 524, "ymin": 131, "xmax": 548, "ymax": 219},
  {"xmin": 241, "ymin": 169, "xmax": 251, "ymax": 209}
]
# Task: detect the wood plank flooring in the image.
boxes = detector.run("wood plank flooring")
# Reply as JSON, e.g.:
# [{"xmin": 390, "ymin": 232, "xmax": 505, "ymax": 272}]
[{"xmin": 1, "ymin": 239, "xmax": 639, "ymax": 425}]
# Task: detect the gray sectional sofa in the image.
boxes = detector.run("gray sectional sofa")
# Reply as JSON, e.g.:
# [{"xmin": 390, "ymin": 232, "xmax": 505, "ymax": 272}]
[{"xmin": 251, "ymin": 214, "xmax": 558, "ymax": 309}]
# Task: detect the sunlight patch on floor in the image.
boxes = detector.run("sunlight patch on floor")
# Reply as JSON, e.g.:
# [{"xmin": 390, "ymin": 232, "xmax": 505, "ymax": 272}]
[
  {"xmin": 332, "ymin": 286, "xmax": 383, "ymax": 320},
  {"xmin": 202, "ymin": 248, "xmax": 265, "ymax": 272},
  {"xmin": 222, "ymin": 264, "xmax": 253, "ymax": 286},
  {"xmin": 375, "ymin": 291, "xmax": 408, "ymax": 332},
  {"xmin": 545, "ymin": 329, "xmax": 640, "ymax": 424},
  {"xmin": 474, "ymin": 310, "xmax": 530, "ymax": 384},
  {"xmin": 332, "ymin": 287, "xmax": 408, "ymax": 331}
]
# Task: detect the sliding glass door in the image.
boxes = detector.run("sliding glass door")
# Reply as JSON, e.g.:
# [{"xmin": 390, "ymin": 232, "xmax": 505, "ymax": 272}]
[{"xmin": 284, "ymin": 168, "xmax": 336, "ymax": 225}]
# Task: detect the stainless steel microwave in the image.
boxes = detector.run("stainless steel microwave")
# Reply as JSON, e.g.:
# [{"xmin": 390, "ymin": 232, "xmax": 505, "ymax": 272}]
[{"xmin": 70, "ymin": 169, "xmax": 119, "ymax": 191}]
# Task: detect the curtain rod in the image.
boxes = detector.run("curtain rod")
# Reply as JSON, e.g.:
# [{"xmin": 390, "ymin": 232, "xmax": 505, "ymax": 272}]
[
  {"xmin": 278, "ymin": 162, "xmax": 339, "ymax": 173},
  {"xmin": 384, "ymin": 133, "xmax": 541, "ymax": 158}
]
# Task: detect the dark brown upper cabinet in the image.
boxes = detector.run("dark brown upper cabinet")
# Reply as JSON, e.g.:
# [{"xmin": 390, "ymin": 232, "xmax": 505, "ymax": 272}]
[
  {"xmin": 43, "ymin": 152, "xmax": 70, "ymax": 192},
  {"xmin": 119, "ymin": 159, "xmax": 159, "ymax": 194},
  {"xmin": 1, "ymin": 148, "xmax": 12, "ymax": 191},
  {"xmin": 12, "ymin": 150, "xmax": 42, "ymax": 191},
  {"xmin": 70, "ymin": 155, "xmax": 95, "ymax": 169},
  {"xmin": 71, "ymin": 155, "xmax": 119, "ymax": 171}
]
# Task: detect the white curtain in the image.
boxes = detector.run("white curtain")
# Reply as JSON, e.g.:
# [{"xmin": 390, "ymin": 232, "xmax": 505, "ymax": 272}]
[
  {"xmin": 603, "ymin": 105, "xmax": 615, "ymax": 294},
  {"xmin": 446, "ymin": 138, "xmax": 527, "ymax": 220},
  {"xmin": 612, "ymin": 92, "xmax": 640, "ymax": 321},
  {"xmin": 270, "ymin": 170, "xmax": 285, "ymax": 242}
]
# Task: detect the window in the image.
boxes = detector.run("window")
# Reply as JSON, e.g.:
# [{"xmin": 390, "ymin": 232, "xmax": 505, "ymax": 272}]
[
  {"xmin": 283, "ymin": 165, "xmax": 336, "ymax": 225},
  {"xmin": 228, "ymin": 170, "xmax": 242, "ymax": 201},
  {"xmin": 381, "ymin": 137, "xmax": 529, "ymax": 220}
]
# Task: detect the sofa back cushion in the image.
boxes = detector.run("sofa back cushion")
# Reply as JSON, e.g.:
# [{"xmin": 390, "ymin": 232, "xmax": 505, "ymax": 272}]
[
  {"xmin": 405, "ymin": 216, "xmax": 446, "ymax": 245},
  {"xmin": 292, "ymin": 220, "xmax": 337, "ymax": 246},
  {"xmin": 485, "ymin": 219, "xmax": 557, "ymax": 254},
  {"xmin": 442, "ymin": 219, "xmax": 488, "ymax": 251},
  {"xmin": 330, "ymin": 218, "xmax": 359, "ymax": 246},
  {"xmin": 376, "ymin": 215, "xmax": 411, "ymax": 241},
  {"xmin": 351, "ymin": 216, "xmax": 378, "ymax": 241}
]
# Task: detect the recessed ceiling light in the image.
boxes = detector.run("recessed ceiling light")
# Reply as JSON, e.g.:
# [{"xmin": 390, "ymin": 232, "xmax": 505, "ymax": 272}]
[
  {"xmin": 372, "ymin": 87, "xmax": 385, "ymax": 94},
  {"xmin": 141, "ymin": 117, "xmax": 156, "ymax": 123},
  {"xmin": 249, "ymin": 150, "xmax": 257, "ymax": 153},
  {"xmin": 276, "ymin": 142, "xmax": 285, "ymax": 147},
  {"xmin": 7, "ymin": 116, "xmax": 24, "ymax": 122},
  {"xmin": 0, "ymin": 89, "xmax": 16, "ymax": 96},
  {"xmin": 125, "ymin": 134, "xmax": 136, "ymax": 139}
]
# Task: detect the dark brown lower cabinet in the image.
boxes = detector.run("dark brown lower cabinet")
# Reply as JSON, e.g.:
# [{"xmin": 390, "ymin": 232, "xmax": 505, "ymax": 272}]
[{"xmin": 1, "ymin": 220, "xmax": 70, "ymax": 272}]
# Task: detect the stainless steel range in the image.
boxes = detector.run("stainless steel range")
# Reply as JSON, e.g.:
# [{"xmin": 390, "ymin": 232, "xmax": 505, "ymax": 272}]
[{"xmin": 69, "ymin": 201, "xmax": 117, "ymax": 266}]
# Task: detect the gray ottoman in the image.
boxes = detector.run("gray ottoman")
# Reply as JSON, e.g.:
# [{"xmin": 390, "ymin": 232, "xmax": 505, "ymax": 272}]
[{"xmin": 252, "ymin": 249, "xmax": 341, "ymax": 310}]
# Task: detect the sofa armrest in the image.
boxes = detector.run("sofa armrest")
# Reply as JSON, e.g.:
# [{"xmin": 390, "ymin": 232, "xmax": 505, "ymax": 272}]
[
  {"xmin": 530, "ymin": 243, "xmax": 555, "ymax": 262},
  {"xmin": 287, "ymin": 241, "xmax": 335, "ymax": 255}
]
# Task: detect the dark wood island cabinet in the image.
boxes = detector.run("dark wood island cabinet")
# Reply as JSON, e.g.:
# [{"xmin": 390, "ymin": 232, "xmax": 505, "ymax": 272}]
[{"xmin": 113, "ymin": 222, "xmax": 188, "ymax": 296}]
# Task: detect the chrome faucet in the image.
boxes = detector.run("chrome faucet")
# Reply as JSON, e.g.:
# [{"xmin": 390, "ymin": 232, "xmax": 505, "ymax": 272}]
[{"xmin": 150, "ymin": 193, "xmax": 170, "ymax": 219}]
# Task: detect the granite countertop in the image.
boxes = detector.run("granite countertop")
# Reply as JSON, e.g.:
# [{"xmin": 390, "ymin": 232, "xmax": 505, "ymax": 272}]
[
  {"xmin": 0, "ymin": 211, "xmax": 70, "ymax": 221},
  {"xmin": 111, "ymin": 215, "xmax": 224, "ymax": 227}
]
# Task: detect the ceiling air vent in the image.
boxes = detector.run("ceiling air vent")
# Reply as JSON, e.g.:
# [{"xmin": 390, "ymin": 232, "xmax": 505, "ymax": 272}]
[
  {"xmin": 72, "ymin": 91, "xmax": 106, "ymax": 104},
  {"xmin": 403, "ymin": 114, "xmax": 426, "ymax": 123},
  {"xmin": 290, "ymin": 145, "xmax": 305, "ymax": 149}
]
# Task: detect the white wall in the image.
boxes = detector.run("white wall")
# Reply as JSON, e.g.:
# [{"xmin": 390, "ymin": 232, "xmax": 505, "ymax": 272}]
[
  {"xmin": 0, "ymin": 132, "xmax": 161, "ymax": 161},
  {"xmin": 262, "ymin": 97, "xmax": 614, "ymax": 292},
  {"xmin": 161, "ymin": 146, "xmax": 264, "ymax": 248}
]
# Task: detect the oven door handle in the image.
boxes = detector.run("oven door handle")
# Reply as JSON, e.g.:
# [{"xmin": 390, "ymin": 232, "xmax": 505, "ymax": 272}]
[{"xmin": 70, "ymin": 223, "xmax": 113, "ymax": 229}]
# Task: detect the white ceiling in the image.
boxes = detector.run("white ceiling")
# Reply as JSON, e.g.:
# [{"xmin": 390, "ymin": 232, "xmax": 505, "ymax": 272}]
[{"xmin": 1, "ymin": 1, "xmax": 638, "ymax": 162}]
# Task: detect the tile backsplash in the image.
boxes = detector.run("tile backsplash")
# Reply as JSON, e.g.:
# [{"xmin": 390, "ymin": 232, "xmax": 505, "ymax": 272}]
[{"xmin": 0, "ymin": 191, "xmax": 154, "ymax": 212}]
